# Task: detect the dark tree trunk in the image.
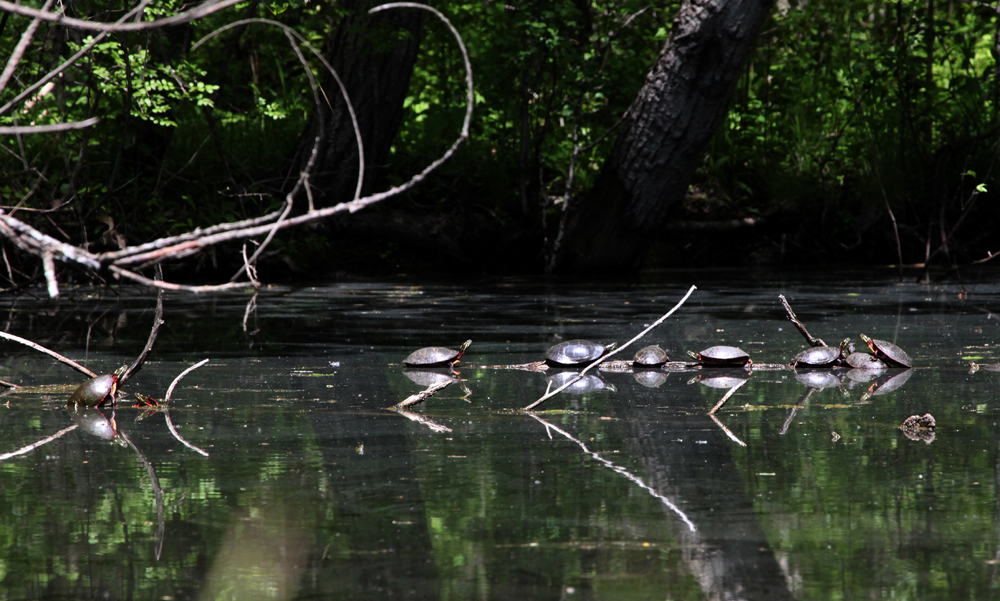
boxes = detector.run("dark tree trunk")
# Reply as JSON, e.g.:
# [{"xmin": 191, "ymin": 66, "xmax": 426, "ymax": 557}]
[
  {"xmin": 555, "ymin": 0, "xmax": 773, "ymax": 272},
  {"xmin": 287, "ymin": 0, "xmax": 423, "ymax": 207}
]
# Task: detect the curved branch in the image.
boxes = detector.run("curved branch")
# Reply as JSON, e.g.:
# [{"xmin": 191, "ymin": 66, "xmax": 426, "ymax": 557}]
[
  {"xmin": 0, "ymin": 118, "xmax": 99, "ymax": 134},
  {"xmin": 0, "ymin": 3, "xmax": 475, "ymax": 294},
  {"xmin": 0, "ymin": 0, "xmax": 242, "ymax": 32}
]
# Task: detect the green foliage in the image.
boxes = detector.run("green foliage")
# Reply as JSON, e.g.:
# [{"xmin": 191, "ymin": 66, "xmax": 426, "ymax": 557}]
[
  {"xmin": 392, "ymin": 0, "xmax": 672, "ymax": 217},
  {"xmin": 2, "ymin": 0, "xmax": 999, "ymax": 272},
  {"xmin": 697, "ymin": 0, "xmax": 1000, "ymax": 260},
  {"xmin": 71, "ymin": 37, "xmax": 220, "ymax": 127}
]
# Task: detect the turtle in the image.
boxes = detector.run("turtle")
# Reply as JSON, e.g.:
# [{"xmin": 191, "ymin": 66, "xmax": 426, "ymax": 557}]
[
  {"xmin": 860, "ymin": 334, "xmax": 912, "ymax": 368},
  {"xmin": 633, "ymin": 345, "xmax": 669, "ymax": 367},
  {"xmin": 790, "ymin": 345, "xmax": 842, "ymax": 368},
  {"xmin": 403, "ymin": 339, "xmax": 471, "ymax": 367},
  {"xmin": 845, "ymin": 352, "xmax": 886, "ymax": 370},
  {"xmin": 545, "ymin": 340, "xmax": 614, "ymax": 367},
  {"xmin": 69, "ymin": 365, "xmax": 127, "ymax": 407},
  {"xmin": 686, "ymin": 345, "xmax": 751, "ymax": 367}
]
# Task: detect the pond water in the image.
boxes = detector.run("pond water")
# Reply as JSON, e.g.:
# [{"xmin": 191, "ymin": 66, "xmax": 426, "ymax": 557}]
[{"xmin": 1, "ymin": 268, "xmax": 999, "ymax": 600}]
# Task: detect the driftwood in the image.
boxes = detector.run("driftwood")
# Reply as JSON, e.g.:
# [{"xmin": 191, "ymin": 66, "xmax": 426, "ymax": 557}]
[{"xmin": 391, "ymin": 377, "xmax": 459, "ymax": 410}]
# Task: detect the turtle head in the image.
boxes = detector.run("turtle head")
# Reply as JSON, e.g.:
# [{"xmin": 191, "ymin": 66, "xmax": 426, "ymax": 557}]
[{"xmin": 859, "ymin": 333, "xmax": 875, "ymax": 351}]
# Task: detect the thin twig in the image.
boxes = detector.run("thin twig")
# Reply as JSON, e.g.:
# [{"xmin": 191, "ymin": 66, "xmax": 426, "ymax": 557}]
[
  {"xmin": 164, "ymin": 358, "xmax": 210, "ymax": 403},
  {"xmin": 0, "ymin": 0, "xmax": 56, "ymax": 96},
  {"xmin": 524, "ymin": 285, "xmax": 697, "ymax": 410},
  {"xmin": 0, "ymin": 424, "xmax": 77, "ymax": 461},
  {"xmin": 162, "ymin": 359, "xmax": 210, "ymax": 457},
  {"xmin": 778, "ymin": 294, "xmax": 827, "ymax": 347},
  {"xmin": 0, "ymin": 330, "xmax": 96, "ymax": 377},
  {"xmin": 529, "ymin": 413, "xmax": 697, "ymax": 532},
  {"xmin": 0, "ymin": 0, "xmax": 242, "ymax": 32},
  {"xmin": 391, "ymin": 377, "xmax": 457, "ymax": 409},
  {"xmin": 121, "ymin": 266, "xmax": 164, "ymax": 385},
  {"xmin": 392, "ymin": 409, "xmax": 453, "ymax": 433},
  {"xmin": 0, "ymin": 3, "xmax": 475, "ymax": 295},
  {"xmin": 708, "ymin": 413, "xmax": 747, "ymax": 447},
  {"xmin": 708, "ymin": 378, "xmax": 748, "ymax": 415},
  {"xmin": 0, "ymin": 118, "xmax": 100, "ymax": 134},
  {"xmin": 118, "ymin": 430, "xmax": 167, "ymax": 558}
]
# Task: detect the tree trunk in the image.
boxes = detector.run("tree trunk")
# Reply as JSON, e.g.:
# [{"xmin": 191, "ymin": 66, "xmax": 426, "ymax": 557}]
[
  {"xmin": 287, "ymin": 0, "xmax": 423, "ymax": 207},
  {"xmin": 555, "ymin": 0, "xmax": 773, "ymax": 272}
]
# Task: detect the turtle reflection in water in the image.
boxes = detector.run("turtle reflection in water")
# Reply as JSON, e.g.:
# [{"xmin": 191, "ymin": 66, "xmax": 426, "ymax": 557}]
[
  {"xmin": 403, "ymin": 370, "xmax": 460, "ymax": 387},
  {"xmin": 545, "ymin": 340, "xmax": 615, "ymax": 367},
  {"xmin": 546, "ymin": 371, "xmax": 616, "ymax": 394},
  {"xmin": 687, "ymin": 345, "xmax": 751, "ymax": 367},
  {"xmin": 688, "ymin": 373, "xmax": 749, "ymax": 389},
  {"xmin": 403, "ymin": 340, "xmax": 471, "ymax": 368},
  {"xmin": 66, "ymin": 405, "xmax": 125, "ymax": 444},
  {"xmin": 795, "ymin": 370, "xmax": 843, "ymax": 390},
  {"xmin": 633, "ymin": 370, "xmax": 669, "ymax": 388}
]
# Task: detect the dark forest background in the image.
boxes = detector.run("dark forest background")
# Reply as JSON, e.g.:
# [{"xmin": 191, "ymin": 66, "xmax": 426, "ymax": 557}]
[{"xmin": 1, "ymin": 0, "xmax": 998, "ymax": 281}]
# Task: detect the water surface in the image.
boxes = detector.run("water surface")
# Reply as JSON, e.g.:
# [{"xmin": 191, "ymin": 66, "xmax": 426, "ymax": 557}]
[{"xmin": 1, "ymin": 268, "xmax": 998, "ymax": 600}]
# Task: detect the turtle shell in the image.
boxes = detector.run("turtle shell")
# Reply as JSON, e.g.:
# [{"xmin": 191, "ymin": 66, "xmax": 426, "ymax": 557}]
[
  {"xmin": 403, "ymin": 340, "xmax": 471, "ymax": 367},
  {"xmin": 687, "ymin": 345, "xmax": 751, "ymax": 366},
  {"xmin": 845, "ymin": 352, "xmax": 886, "ymax": 370},
  {"xmin": 790, "ymin": 346, "xmax": 842, "ymax": 367},
  {"xmin": 860, "ymin": 334, "xmax": 912, "ymax": 368},
  {"xmin": 545, "ymin": 340, "xmax": 609, "ymax": 366},
  {"xmin": 69, "ymin": 373, "xmax": 118, "ymax": 407},
  {"xmin": 633, "ymin": 345, "xmax": 669, "ymax": 367}
]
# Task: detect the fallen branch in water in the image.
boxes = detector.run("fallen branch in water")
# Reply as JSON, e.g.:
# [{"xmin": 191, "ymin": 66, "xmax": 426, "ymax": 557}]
[
  {"xmin": 393, "ymin": 409, "xmax": 453, "ymax": 433},
  {"xmin": 0, "ymin": 424, "xmax": 77, "ymax": 462},
  {"xmin": 162, "ymin": 359, "xmax": 211, "ymax": 457},
  {"xmin": 391, "ymin": 377, "xmax": 457, "ymax": 410},
  {"xmin": 708, "ymin": 377, "xmax": 748, "ymax": 415},
  {"xmin": 121, "ymin": 266, "xmax": 165, "ymax": 386},
  {"xmin": 779, "ymin": 294, "xmax": 827, "ymax": 347},
  {"xmin": 530, "ymin": 413, "xmax": 696, "ymax": 532},
  {"xmin": 708, "ymin": 413, "xmax": 746, "ymax": 447},
  {"xmin": 524, "ymin": 284, "xmax": 697, "ymax": 410},
  {"xmin": 0, "ymin": 330, "xmax": 95, "ymax": 378}
]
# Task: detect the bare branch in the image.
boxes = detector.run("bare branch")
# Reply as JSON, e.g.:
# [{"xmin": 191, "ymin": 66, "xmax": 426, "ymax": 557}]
[
  {"xmin": 0, "ymin": 330, "xmax": 96, "ymax": 377},
  {"xmin": 0, "ymin": 0, "xmax": 155, "ymax": 117},
  {"xmin": 0, "ymin": 3, "xmax": 475, "ymax": 294},
  {"xmin": 0, "ymin": 0, "xmax": 56, "ymax": 96},
  {"xmin": 120, "ymin": 267, "xmax": 165, "ymax": 385},
  {"xmin": 391, "ymin": 377, "xmax": 457, "ymax": 409},
  {"xmin": 164, "ymin": 358, "xmax": 210, "ymax": 404},
  {"xmin": 0, "ymin": 118, "xmax": 100, "ymax": 134},
  {"xmin": 0, "ymin": 0, "xmax": 242, "ymax": 32},
  {"xmin": 0, "ymin": 424, "xmax": 77, "ymax": 462}
]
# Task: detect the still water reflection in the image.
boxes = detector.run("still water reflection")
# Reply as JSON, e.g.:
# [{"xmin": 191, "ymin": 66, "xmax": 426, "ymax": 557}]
[{"xmin": 1, "ymin": 268, "xmax": 999, "ymax": 600}]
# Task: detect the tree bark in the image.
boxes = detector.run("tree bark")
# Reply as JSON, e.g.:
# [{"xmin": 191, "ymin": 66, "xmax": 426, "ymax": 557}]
[
  {"xmin": 287, "ymin": 0, "xmax": 423, "ymax": 207},
  {"xmin": 555, "ymin": 0, "xmax": 773, "ymax": 272}
]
